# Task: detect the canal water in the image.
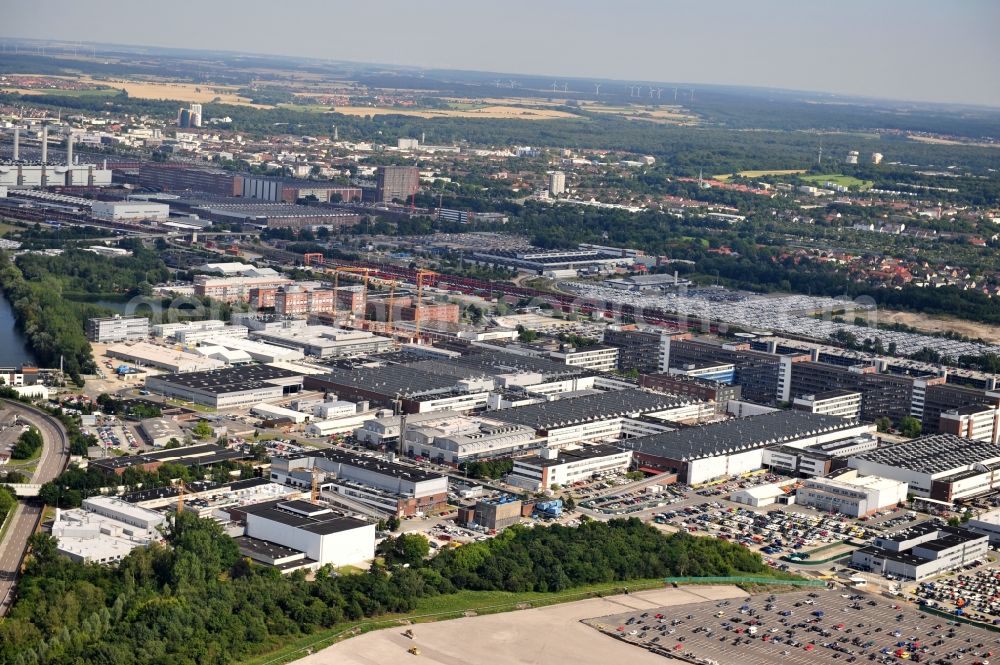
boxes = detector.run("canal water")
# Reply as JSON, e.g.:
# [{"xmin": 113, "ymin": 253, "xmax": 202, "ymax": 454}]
[{"xmin": 0, "ymin": 294, "xmax": 37, "ymax": 367}]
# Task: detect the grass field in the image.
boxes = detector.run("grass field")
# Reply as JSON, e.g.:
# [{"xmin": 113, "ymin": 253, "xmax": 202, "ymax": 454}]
[
  {"xmin": 800, "ymin": 173, "xmax": 874, "ymax": 190},
  {"xmin": 241, "ymin": 578, "xmax": 670, "ymax": 665},
  {"xmin": 583, "ymin": 103, "xmax": 697, "ymax": 124},
  {"xmin": 278, "ymin": 103, "xmax": 580, "ymax": 119}
]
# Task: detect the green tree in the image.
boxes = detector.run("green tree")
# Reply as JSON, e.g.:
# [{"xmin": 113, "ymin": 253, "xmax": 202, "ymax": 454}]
[
  {"xmin": 192, "ymin": 420, "xmax": 213, "ymax": 440},
  {"xmin": 875, "ymin": 417, "xmax": 892, "ymax": 433},
  {"xmin": 378, "ymin": 533, "xmax": 430, "ymax": 567},
  {"xmin": 899, "ymin": 416, "xmax": 922, "ymax": 438}
]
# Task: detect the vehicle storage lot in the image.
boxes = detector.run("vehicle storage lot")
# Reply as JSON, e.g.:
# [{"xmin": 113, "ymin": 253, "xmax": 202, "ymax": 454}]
[
  {"xmin": 917, "ymin": 566, "xmax": 1000, "ymax": 624},
  {"xmin": 293, "ymin": 585, "xmax": 745, "ymax": 665},
  {"xmin": 588, "ymin": 588, "xmax": 1000, "ymax": 665}
]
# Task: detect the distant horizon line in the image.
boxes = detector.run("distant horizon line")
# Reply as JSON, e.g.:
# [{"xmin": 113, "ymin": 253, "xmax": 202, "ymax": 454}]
[{"xmin": 2, "ymin": 35, "xmax": 999, "ymax": 112}]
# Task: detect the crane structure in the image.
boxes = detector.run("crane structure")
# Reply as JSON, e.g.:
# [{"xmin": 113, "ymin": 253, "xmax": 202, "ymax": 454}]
[
  {"xmin": 310, "ymin": 466, "xmax": 324, "ymax": 504},
  {"xmin": 303, "ymin": 252, "xmax": 325, "ymax": 267},
  {"xmin": 413, "ymin": 269, "xmax": 439, "ymax": 343}
]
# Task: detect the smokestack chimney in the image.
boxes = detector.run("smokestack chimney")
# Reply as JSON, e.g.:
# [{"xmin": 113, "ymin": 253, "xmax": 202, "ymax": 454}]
[
  {"xmin": 41, "ymin": 126, "xmax": 48, "ymax": 163},
  {"xmin": 66, "ymin": 131, "xmax": 73, "ymax": 168},
  {"xmin": 12, "ymin": 127, "xmax": 18, "ymax": 161}
]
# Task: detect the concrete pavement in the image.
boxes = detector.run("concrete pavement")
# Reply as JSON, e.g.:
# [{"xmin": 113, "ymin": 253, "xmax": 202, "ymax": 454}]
[{"xmin": 0, "ymin": 400, "xmax": 69, "ymax": 616}]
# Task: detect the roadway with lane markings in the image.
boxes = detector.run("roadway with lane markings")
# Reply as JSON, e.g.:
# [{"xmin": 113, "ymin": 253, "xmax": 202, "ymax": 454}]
[{"xmin": 0, "ymin": 400, "xmax": 69, "ymax": 617}]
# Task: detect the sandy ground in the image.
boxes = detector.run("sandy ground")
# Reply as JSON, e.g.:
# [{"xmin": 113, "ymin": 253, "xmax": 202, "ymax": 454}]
[
  {"xmin": 879, "ymin": 310, "xmax": 1000, "ymax": 344},
  {"xmin": 291, "ymin": 585, "xmax": 745, "ymax": 665}
]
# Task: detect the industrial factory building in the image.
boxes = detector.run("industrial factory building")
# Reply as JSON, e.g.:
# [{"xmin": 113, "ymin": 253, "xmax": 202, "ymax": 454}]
[
  {"xmin": 240, "ymin": 499, "xmax": 375, "ymax": 569},
  {"xmin": 629, "ymin": 410, "xmax": 875, "ymax": 485},
  {"xmin": 144, "ymin": 364, "xmax": 305, "ymax": 408}
]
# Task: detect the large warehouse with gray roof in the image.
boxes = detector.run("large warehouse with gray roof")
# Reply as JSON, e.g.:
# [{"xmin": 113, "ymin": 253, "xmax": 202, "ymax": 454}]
[{"xmin": 629, "ymin": 410, "xmax": 875, "ymax": 484}]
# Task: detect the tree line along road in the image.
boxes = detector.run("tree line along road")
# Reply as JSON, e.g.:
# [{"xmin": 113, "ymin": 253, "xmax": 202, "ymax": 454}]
[{"xmin": 0, "ymin": 400, "xmax": 69, "ymax": 617}]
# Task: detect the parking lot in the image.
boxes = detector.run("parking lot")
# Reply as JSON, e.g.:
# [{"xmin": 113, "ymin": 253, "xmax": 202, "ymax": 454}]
[
  {"xmin": 588, "ymin": 588, "xmax": 1000, "ymax": 665},
  {"xmin": 917, "ymin": 565, "xmax": 1000, "ymax": 626}
]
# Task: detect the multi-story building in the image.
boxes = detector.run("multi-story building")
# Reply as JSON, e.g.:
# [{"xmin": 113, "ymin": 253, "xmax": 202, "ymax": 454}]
[
  {"xmin": 549, "ymin": 345, "xmax": 619, "ymax": 373},
  {"xmin": 137, "ymin": 164, "xmax": 242, "ymax": 196},
  {"xmin": 240, "ymin": 175, "xmax": 362, "ymax": 203},
  {"xmin": 375, "ymin": 166, "xmax": 420, "ymax": 204},
  {"xmin": 669, "ymin": 360, "xmax": 736, "ymax": 383},
  {"xmin": 274, "ymin": 287, "xmax": 335, "ymax": 316},
  {"xmin": 194, "ymin": 275, "xmax": 293, "ymax": 303},
  {"xmin": 507, "ymin": 445, "xmax": 632, "ymax": 491},
  {"xmin": 86, "ymin": 315, "xmax": 149, "ymax": 343},
  {"xmin": 922, "ymin": 383, "xmax": 1000, "ymax": 434},
  {"xmin": 789, "ymin": 361, "xmax": 915, "ymax": 423},
  {"xmin": 662, "ymin": 337, "xmax": 797, "ymax": 404},
  {"xmin": 939, "ymin": 404, "xmax": 1000, "ymax": 444},
  {"xmin": 548, "ymin": 171, "xmax": 566, "ymax": 196},
  {"xmin": 639, "ymin": 373, "xmax": 741, "ymax": 413},
  {"xmin": 793, "ymin": 389, "xmax": 863, "ymax": 420},
  {"xmin": 603, "ymin": 326, "xmax": 666, "ymax": 374},
  {"xmin": 470, "ymin": 495, "xmax": 522, "ymax": 531}
]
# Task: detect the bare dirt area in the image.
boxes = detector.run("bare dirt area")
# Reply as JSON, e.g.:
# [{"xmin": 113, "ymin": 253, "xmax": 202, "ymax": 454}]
[
  {"xmin": 878, "ymin": 309, "xmax": 1000, "ymax": 344},
  {"xmin": 292, "ymin": 585, "xmax": 745, "ymax": 665}
]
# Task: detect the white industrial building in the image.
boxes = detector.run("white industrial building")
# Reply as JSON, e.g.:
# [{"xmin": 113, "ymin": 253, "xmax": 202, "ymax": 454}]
[
  {"xmin": 250, "ymin": 325, "xmax": 394, "ymax": 359},
  {"xmin": 966, "ymin": 509, "xmax": 1000, "ymax": 546},
  {"xmin": 402, "ymin": 413, "xmax": 540, "ymax": 464},
  {"xmin": 199, "ymin": 335, "xmax": 305, "ymax": 363},
  {"xmin": 87, "ymin": 315, "xmax": 149, "ymax": 343},
  {"xmin": 144, "ymin": 365, "xmax": 305, "ymax": 409},
  {"xmin": 51, "ymin": 496, "xmax": 166, "ymax": 565},
  {"xmin": 194, "ymin": 345, "xmax": 253, "ymax": 366},
  {"xmin": 507, "ymin": 445, "xmax": 633, "ymax": 491},
  {"xmin": 153, "ymin": 320, "xmax": 231, "ymax": 340},
  {"xmin": 252, "ymin": 402, "xmax": 310, "ymax": 424},
  {"xmin": 92, "ymin": 201, "xmax": 170, "ymax": 221},
  {"xmin": 140, "ymin": 417, "xmax": 186, "ymax": 447},
  {"xmin": 355, "ymin": 410, "xmax": 468, "ymax": 447},
  {"xmin": 271, "ymin": 449, "xmax": 449, "ymax": 517},
  {"xmin": 630, "ymin": 410, "xmax": 876, "ymax": 485},
  {"xmin": 852, "ymin": 522, "xmax": 988, "ymax": 581},
  {"xmin": 107, "ymin": 341, "xmax": 224, "ymax": 373},
  {"xmin": 848, "ymin": 434, "xmax": 1000, "ymax": 503},
  {"xmin": 730, "ymin": 482, "xmax": 797, "ymax": 508},
  {"xmin": 796, "ymin": 469, "xmax": 908, "ymax": 518},
  {"xmin": 241, "ymin": 499, "xmax": 375, "ymax": 568},
  {"xmin": 487, "ymin": 389, "xmax": 696, "ymax": 448}
]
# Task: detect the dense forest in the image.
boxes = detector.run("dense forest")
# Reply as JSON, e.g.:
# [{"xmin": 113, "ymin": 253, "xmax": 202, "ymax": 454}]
[
  {"xmin": 0, "ymin": 247, "xmax": 168, "ymax": 382},
  {"xmin": 0, "ymin": 514, "xmax": 785, "ymax": 665}
]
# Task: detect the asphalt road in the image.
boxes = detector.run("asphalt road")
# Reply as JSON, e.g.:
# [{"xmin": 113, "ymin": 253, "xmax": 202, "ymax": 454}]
[{"xmin": 0, "ymin": 401, "xmax": 69, "ymax": 617}]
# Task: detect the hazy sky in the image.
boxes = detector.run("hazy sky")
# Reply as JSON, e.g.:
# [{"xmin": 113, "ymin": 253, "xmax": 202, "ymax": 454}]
[{"xmin": 6, "ymin": 0, "xmax": 1000, "ymax": 107}]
